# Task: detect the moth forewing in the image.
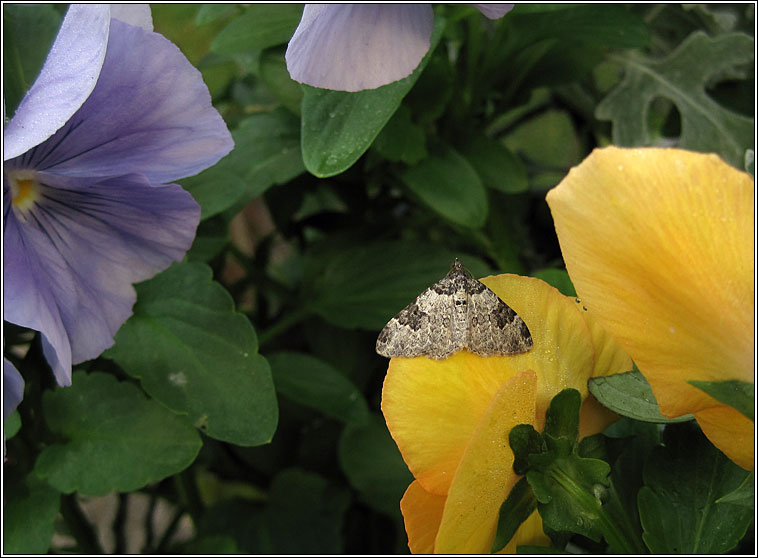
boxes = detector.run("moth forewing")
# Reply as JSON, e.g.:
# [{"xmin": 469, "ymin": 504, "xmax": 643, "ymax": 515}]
[{"xmin": 376, "ymin": 259, "xmax": 533, "ymax": 359}]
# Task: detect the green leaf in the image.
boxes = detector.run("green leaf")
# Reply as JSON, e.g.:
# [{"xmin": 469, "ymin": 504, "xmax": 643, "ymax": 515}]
[
  {"xmin": 210, "ymin": 4, "xmax": 303, "ymax": 53},
  {"xmin": 688, "ymin": 379, "xmax": 754, "ymax": 420},
  {"xmin": 372, "ymin": 105, "xmax": 427, "ymax": 165},
  {"xmin": 459, "ymin": 134, "xmax": 528, "ymax": 194},
  {"xmin": 515, "ymin": 545, "xmax": 567, "ymax": 554},
  {"xmin": 268, "ymin": 352, "xmax": 369, "ymax": 425},
  {"xmin": 600, "ymin": 433, "xmax": 653, "ymax": 554},
  {"xmin": 399, "ymin": 143, "xmax": 488, "ymax": 228},
  {"xmin": 596, "ymin": 31, "xmax": 754, "ymax": 168},
  {"xmin": 716, "ymin": 471, "xmax": 754, "ymax": 508},
  {"xmin": 503, "ymin": 109, "xmax": 581, "ymax": 169},
  {"xmin": 338, "ymin": 413, "xmax": 413, "ymax": 517},
  {"xmin": 197, "ymin": 468, "xmax": 351, "ymax": 553},
  {"xmin": 107, "ymin": 262, "xmax": 278, "ymax": 446},
  {"xmin": 303, "ymin": 242, "xmax": 491, "ymax": 330},
  {"xmin": 213, "ymin": 109, "xmax": 304, "ymax": 207},
  {"xmin": 531, "ymin": 269, "xmax": 576, "ymax": 297},
  {"xmin": 266, "ymin": 468, "xmax": 351, "ymax": 553},
  {"xmin": 3, "ymin": 4, "xmax": 62, "ymax": 118},
  {"xmin": 181, "ymin": 168, "xmax": 247, "ymax": 220},
  {"xmin": 186, "ymin": 214, "xmax": 229, "ymax": 262},
  {"xmin": 491, "ymin": 477, "xmax": 538, "ymax": 553},
  {"xmin": 198, "ymin": 56, "xmax": 238, "ymax": 101},
  {"xmin": 5, "ymin": 409, "xmax": 21, "ymax": 439},
  {"xmin": 543, "ymin": 388, "xmax": 581, "ymax": 441},
  {"xmin": 3, "ymin": 474, "xmax": 60, "ymax": 553},
  {"xmin": 195, "ymin": 4, "xmax": 239, "ymax": 26},
  {"xmin": 195, "ymin": 500, "xmax": 269, "ymax": 553},
  {"xmin": 404, "ymin": 50, "xmax": 453, "ymax": 125},
  {"xmin": 260, "ymin": 50, "xmax": 303, "ymax": 115},
  {"xmin": 34, "ymin": 371, "xmax": 201, "ymax": 495},
  {"xmin": 588, "ymin": 369, "xmax": 694, "ymax": 423},
  {"xmin": 175, "ymin": 535, "xmax": 239, "ymax": 554},
  {"xmin": 638, "ymin": 423, "xmax": 753, "ymax": 553},
  {"xmin": 507, "ymin": 5, "xmax": 650, "ymax": 48},
  {"xmin": 151, "ymin": 4, "xmax": 217, "ymax": 65},
  {"xmin": 300, "ymin": 17, "xmax": 445, "ymax": 177}
]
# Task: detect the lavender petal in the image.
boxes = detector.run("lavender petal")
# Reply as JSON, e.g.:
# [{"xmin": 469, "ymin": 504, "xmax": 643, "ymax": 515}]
[
  {"xmin": 3, "ymin": 5, "xmax": 110, "ymax": 160},
  {"xmin": 109, "ymin": 4, "xmax": 153, "ymax": 31},
  {"xmin": 474, "ymin": 4, "xmax": 514, "ymax": 19},
  {"xmin": 3, "ymin": 172, "xmax": 200, "ymax": 386},
  {"xmin": 286, "ymin": 4, "xmax": 434, "ymax": 92},
  {"xmin": 24, "ymin": 19, "xmax": 233, "ymax": 184},
  {"xmin": 3, "ymin": 358, "xmax": 25, "ymax": 419}
]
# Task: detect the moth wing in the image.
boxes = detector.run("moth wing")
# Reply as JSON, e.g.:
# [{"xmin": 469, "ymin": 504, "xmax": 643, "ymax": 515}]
[
  {"xmin": 466, "ymin": 284, "xmax": 533, "ymax": 356},
  {"xmin": 376, "ymin": 284, "xmax": 462, "ymax": 359}
]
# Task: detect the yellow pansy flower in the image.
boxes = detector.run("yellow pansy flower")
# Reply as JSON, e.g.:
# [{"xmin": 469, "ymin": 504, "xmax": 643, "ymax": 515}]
[
  {"xmin": 546, "ymin": 146, "xmax": 754, "ymax": 470},
  {"xmin": 381, "ymin": 274, "xmax": 631, "ymax": 553}
]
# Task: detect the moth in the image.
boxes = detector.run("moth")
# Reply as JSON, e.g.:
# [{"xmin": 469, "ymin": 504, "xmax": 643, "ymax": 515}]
[{"xmin": 376, "ymin": 259, "xmax": 533, "ymax": 359}]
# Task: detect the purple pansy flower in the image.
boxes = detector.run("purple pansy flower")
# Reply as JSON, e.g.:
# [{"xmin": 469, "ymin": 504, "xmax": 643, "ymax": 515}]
[
  {"xmin": 285, "ymin": 3, "xmax": 513, "ymax": 92},
  {"xmin": 3, "ymin": 4, "xmax": 233, "ymax": 417}
]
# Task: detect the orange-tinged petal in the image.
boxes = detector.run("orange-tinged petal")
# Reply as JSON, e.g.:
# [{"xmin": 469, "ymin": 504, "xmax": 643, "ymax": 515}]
[
  {"xmin": 434, "ymin": 370, "xmax": 538, "ymax": 553},
  {"xmin": 694, "ymin": 405, "xmax": 754, "ymax": 470},
  {"xmin": 546, "ymin": 147, "xmax": 754, "ymax": 423},
  {"xmin": 382, "ymin": 274, "xmax": 596, "ymax": 495},
  {"xmin": 401, "ymin": 480, "xmax": 447, "ymax": 554}
]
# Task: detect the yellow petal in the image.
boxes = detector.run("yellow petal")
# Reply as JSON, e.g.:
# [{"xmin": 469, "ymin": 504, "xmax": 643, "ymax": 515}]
[
  {"xmin": 578, "ymin": 393, "xmax": 620, "ymax": 439},
  {"xmin": 401, "ymin": 480, "xmax": 447, "ymax": 554},
  {"xmin": 434, "ymin": 370, "xmax": 538, "ymax": 553},
  {"xmin": 573, "ymin": 298, "xmax": 633, "ymax": 437},
  {"xmin": 382, "ymin": 350, "xmax": 522, "ymax": 495},
  {"xmin": 481, "ymin": 274, "xmax": 597, "ymax": 426},
  {"xmin": 694, "ymin": 405, "xmax": 754, "ymax": 470},
  {"xmin": 497, "ymin": 511, "xmax": 551, "ymax": 554},
  {"xmin": 546, "ymin": 147, "xmax": 754, "ymax": 423},
  {"xmin": 382, "ymin": 274, "xmax": 596, "ymax": 495},
  {"xmin": 574, "ymin": 298, "xmax": 633, "ymax": 379},
  {"xmin": 401, "ymin": 478, "xmax": 550, "ymax": 554}
]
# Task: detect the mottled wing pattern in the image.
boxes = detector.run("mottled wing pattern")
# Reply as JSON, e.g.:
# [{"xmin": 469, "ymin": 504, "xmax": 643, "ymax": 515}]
[
  {"xmin": 466, "ymin": 282, "xmax": 533, "ymax": 355},
  {"xmin": 376, "ymin": 259, "xmax": 533, "ymax": 359},
  {"xmin": 375, "ymin": 280, "xmax": 464, "ymax": 360}
]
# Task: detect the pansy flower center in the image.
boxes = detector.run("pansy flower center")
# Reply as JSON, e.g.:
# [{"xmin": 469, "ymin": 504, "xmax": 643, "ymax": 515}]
[{"xmin": 8, "ymin": 169, "xmax": 41, "ymax": 221}]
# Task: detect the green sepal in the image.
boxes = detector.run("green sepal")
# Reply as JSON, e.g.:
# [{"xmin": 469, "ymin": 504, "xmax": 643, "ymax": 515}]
[
  {"xmin": 490, "ymin": 477, "xmax": 538, "ymax": 553},
  {"xmin": 506, "ymin": 389, "xmax": 617, "ymax": 546},
  {"xmin": 509, "ymin": 424, "xmax": 544, "ymax": 476},
  {"xmin": 526, "ymin": 438, "xmax": 611, "ymax": 543},
  {"xmin": 543, "ymin": 388, "xmax": 581, "ymax": 441}
]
